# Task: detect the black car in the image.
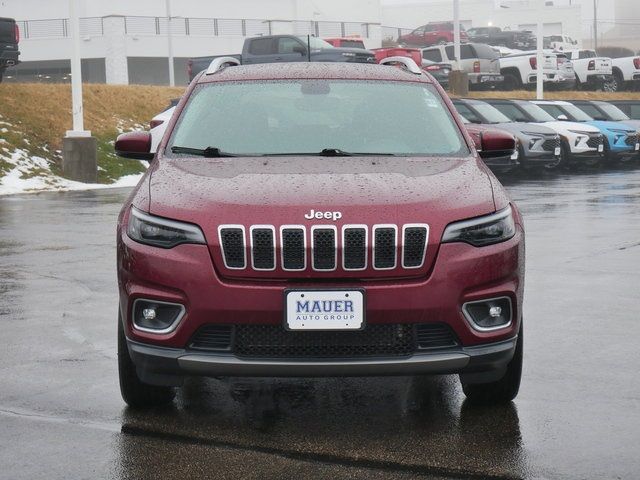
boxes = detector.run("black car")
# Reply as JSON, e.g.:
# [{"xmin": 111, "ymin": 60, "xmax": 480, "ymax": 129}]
[
  {"xmin": 466, "ymin": 27, "xmax": 536, "ymax": 50},
  {"xmin": 0, "ymin": 17, "xmax": 20, "ymax": 82}
]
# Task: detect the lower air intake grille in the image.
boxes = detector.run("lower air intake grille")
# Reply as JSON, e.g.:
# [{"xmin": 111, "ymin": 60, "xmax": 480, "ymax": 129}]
[
  {"xmin": 587, "ymin": 134, "xmax": 604, "ymax": 148},
  {"xmin": 541, "ymin": 137, "xmax": 560, "ymax": 152},
  {"xmin": 188, "ymin": 323, "xmax": 460, "ymax": 358},
  {"xmin": 189, "ymin": 325, "xmax": 234, "ymax": 351},
  {"xmin": 625, "ymin": 134, "xmax": 638, "ymax": 146}
]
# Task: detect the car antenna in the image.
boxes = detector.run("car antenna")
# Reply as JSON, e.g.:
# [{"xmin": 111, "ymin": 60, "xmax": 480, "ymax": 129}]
[{"xmin": 307, "ymin": 35, "xmax": 312, "ymax": 62}]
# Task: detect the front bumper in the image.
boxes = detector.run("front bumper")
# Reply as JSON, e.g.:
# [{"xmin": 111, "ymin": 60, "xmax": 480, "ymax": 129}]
[
  {"xmin": 126, "ymin": 335, "xmax": 518, "ymax": 386},
  {"xmin": 469, "ymin": 73, "xmax": 504, "ymax": 87}
]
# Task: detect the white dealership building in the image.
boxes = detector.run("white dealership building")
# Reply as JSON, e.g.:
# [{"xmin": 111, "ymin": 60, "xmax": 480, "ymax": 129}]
[{"xmin": 0, "ymin": 0, "xmax": 587, "ymax": 85}]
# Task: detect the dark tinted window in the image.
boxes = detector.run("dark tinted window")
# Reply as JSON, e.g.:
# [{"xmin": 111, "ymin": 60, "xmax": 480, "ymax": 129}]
[
  {"xmin": 454, "ymin": 103, "xmax": 481, "ymax": 123},
  {"xmin": 445, "ymin": 44, "xmax": 474, "ymax": 60},
  {"xmin": 422, "ymin": 49, "xmax": 443, "ymax": 62},
  {"xmin": 579, "ymin": 50, "xmax": 596, "ymax": 59},
  {"xmin": 472, "ymin": 43, "xmax": 499, "ymax": 60},
  {"xmin": 576, "ymin": 104, "xmax": 602, "ymax": 119},
  {"xmin": 278, "ymin": 37, "xmax": 304, "ymax": 54},
  {"xmin": 248, "ymin": 38, "xmax": 274, "ymax": 55},
  {"xmin": 629, "ymin": 105, "xmax": 640, "ymax": 119},
  {"xmin": 491, "ymin": 103, "xmax": 529, "ymax": 122}
]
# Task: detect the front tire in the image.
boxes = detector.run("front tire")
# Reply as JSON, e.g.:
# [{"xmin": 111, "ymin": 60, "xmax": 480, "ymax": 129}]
[
  {"xmin": 118, "ymin": 313, "xmax": 175, "ymax": 408},
  {"xmin": 460, "ymin": 324, "xmax": 523, "ymax": 405}
]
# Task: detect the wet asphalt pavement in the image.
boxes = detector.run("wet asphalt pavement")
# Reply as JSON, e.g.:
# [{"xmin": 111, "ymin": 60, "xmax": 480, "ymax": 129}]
[{"xmin": 1, "ymin": 167, "xmax": 639, "ymax": 480}]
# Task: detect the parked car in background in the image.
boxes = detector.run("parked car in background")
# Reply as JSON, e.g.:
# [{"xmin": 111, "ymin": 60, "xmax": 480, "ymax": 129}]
[
  {"xmin": 374, "ymin": 47, "xmax": 451, "ymax": 88},
  {"xmin": 569, "ymin": 100, "xmax": 640, "ymax": 131},
  {"xmin": 607, "ymin": 100, "xmax": 640, "ymax": 120},
  {"xmin": 466, "ymin": 27, "xmax": 536, "ymax": 50},
  {"xmin": 421, "ymin": 43, "xmax": 502, "ymax": 89},
  {"xmin": 563, "ymin": 49, "xmax": 613, "ymax": 90},
  {"xmin": 545, "ymin": 34, "xmax": 578, "ymax": 52},
  {"xmin": 453, "ymin": 98, "xmax": 561, "ymax": 170},
  {"xmin": 398, "ymin": 22, "xmax": 468, "ymax": 47},
  {"xmin": 324, "ymin": 37, "xmax": 366, "ymax": 49},
  {"xmin": 114, "ymin": 60, "xmax": 524, "ymax": 408},
  {"xmin": 609, "ymin": 56, "xmax": 640, "ymax": 92},
  {"xmin": 149, "ymin": 99, "xmax": 180, "ymax": 153},
  {"xmin": 498, "ymin": 50, "xmax": 575, "ymax": 90},
  {"xmin": 463, "ymin": 119, "xmax": 519, "ymax": 173},
  {"xmin": 187, "ymin": 35, "xmax": 375, "ymax": 81},
  {"xmin": 0, "ymin": 17, "xmax": 20, "ymax": 82},
  {"xmin": 532, "ymin": 100, "xmax": 639, "ymax": 163},
  {"xmin": 485, "ymin": 99, "xmax": 604, "ymax": 167}
]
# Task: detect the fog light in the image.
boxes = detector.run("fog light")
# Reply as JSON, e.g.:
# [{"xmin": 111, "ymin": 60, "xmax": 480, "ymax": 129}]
[
  {"xmin": 462, "ymin": 297, "xmax": 512, "ymax": 332},
  {"xmin": 132, "ymin": 299, "xmax": 185, "ymax": 334}
]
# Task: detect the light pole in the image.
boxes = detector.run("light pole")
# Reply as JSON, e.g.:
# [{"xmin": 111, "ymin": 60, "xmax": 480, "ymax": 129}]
[
  {"xmin": 536, "ymin": 0, "xmax": 544, "ymax": 100},
  {"xmin": 449, "ymin": 0, "xmax": 469, "ymax": 96},
  {"xmin": 166, "ymin": 0, "xmax": 175, "ymax": 87},
  {"xmin": 593, "ymin": 0, "xmax": 598, "ymax": 51},
  {"xmin": 63, "ymin": 0, "xmax": 97, "ymax": 183}
]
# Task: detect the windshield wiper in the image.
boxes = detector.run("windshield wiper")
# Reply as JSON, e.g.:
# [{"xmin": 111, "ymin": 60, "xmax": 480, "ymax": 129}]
[
  {"xmin": 171, "ymin": 146, "xmax": 241, "ymax": 157},
  {"xmin": 266, "ymin": 149, "xmax": 396, "ymax": 157}
]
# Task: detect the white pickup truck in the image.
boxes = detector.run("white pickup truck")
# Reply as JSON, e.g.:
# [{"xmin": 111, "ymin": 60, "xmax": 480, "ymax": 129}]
[
  {"xmin": 563, "ymin": 49, "xmax": 613, "ymax": 90},
  {"xmin": 499, "ymin": 50, "xmax": 575, "ymax": 90},
  {"xmin": 609, "ymin": 56, "xmax": 640, "ymax": 92}
]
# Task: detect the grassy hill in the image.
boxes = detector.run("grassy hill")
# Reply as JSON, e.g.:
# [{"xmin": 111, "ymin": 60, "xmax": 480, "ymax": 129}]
[
  {"xmin": 0, "ymin": 82, "xmax": 639, "ymax": 193},
  {"xmin": 0, "ymin": 83, "xmax": 183, "ymax": 190}
]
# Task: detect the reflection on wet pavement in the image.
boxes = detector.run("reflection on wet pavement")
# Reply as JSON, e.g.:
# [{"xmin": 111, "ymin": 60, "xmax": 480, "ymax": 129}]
[{"xmin": 1, "ymin": 167, "xmax": 640, "ymax": 479}]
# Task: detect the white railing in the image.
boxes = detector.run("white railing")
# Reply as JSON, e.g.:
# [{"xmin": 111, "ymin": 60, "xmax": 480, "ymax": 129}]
[{"xmin": 16, "ymin": 16, "xmax": 373, "ymax": 40}]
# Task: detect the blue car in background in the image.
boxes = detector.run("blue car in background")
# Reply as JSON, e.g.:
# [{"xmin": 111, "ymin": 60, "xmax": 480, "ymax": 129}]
[{"xmin": 532, "ymin": 100, "xmax": 639, "ymax": 163}]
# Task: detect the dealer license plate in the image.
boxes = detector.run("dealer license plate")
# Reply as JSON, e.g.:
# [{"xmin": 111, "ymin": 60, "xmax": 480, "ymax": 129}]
[
  {"xmin": 598, "ymin": 144, "xmax": 604, "ymax": 152},
  {"xmin": 554, "ymin": 147, "xmax": 561, "ymax": 156},
  {"xmin": 635, "ymin": 143, "xmax": 639, "ymax": 151},
  {"xmin": 285, "ymin": 290, "xmax": 365, "ymax": 331}
]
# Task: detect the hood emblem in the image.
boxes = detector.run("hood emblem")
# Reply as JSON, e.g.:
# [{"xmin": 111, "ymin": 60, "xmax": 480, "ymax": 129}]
[{"xmin": 304, "ymin": 209, "xmax": 342, "ymax": 221}]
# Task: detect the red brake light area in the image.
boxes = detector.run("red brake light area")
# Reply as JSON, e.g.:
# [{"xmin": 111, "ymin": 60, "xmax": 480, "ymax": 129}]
[
  {"xmin": 14, "ymin": 24, "xmax": 20, "ymax": 43},
  {"xmin": 634, "ymin": 58, "xmax": 640, "ymax": 69},
  {"xmin": 588, "ymin": 60, "xmax": 595, "ymax": 70},
  {"xmin": 529, "ymin": 57, "xmax": 537, "ymax": 70},
  {"xmin": 473, "ymin": 61, "xmax": 481, "ymax": 73}
]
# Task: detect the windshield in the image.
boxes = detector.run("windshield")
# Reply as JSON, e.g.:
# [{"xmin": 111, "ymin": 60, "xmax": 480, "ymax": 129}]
[
  {"xmin": 300, "ymin": 36, "xmax": 334, "ymax": 49},
  {"xmin": 560, "ymin": 104, "xmax": 594, "ymax": 122},
  {"xmin": 599, "ymin": 103, "xmax": 630, "ymax": 121},
  {"xmin": 168, "ymin": 80, "xmax": 468, "ymax": 157},
  {"xmin": 472, "ymin": 103, "xmax": 512, "ymax": 123},
  {"xmin": 519, "ymin": 103, "xmax": 556, "ymax": 122}
]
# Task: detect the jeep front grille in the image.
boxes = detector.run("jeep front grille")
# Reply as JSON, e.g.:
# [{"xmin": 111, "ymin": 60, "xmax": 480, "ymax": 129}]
[{"xmin": 218, "ymin": 224, "xmax": 429, "ymax": 274}]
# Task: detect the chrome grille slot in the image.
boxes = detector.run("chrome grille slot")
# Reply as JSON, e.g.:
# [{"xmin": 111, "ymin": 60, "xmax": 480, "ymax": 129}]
[
  {"xmin": 219, "ymin": 226, "xmax": 246, "ymax": 269},
  {"xmin": 373, "ymin": 226, "xmax": 397, "ymax": 270},
  {"xmin": 343, "ymin": 226, "xmax": 367, "ymax": 270},
  {"xmin": 312, "ymin": 227, "xmax": 337, "ymax": 271},
  {"xmin": 251, "ymin": 226, "xmax": 275, "ymax": 270},
  {"xmin": 403, "ymin": 225, "xmax": 428, "ymax": 268},
  {"xmin": 281, "ymin": 227, "xmax": 306, "ymax": 271}
]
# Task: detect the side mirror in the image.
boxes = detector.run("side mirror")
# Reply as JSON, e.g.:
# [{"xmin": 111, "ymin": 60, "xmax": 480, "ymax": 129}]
[
  {"xmin": 293, "ymin": 45, "xmax": 307, "ymax": 56},
  {"xmin": 478, "ymin": 130, "xmax": 516, "ymax": 159},
  {"xmin": 115, "ymin": 131, "xmax": 154, "ymax": 160},
  {"xmin": 557, "ymin": 114, "xmax": 569, "ymax": 121}
]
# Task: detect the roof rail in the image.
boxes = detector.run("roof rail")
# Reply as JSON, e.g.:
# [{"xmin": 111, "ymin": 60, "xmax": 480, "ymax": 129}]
[
  {"xmin": 378, "ymin": 56, "xmax": 423, "ymax": 75},
  {"xmin": 206, "ymin": 57, "xmax": 241, "ymax": 75}
]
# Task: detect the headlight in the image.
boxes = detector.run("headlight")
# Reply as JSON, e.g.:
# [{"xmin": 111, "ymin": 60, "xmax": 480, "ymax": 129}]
[
  {"xmin": 442, "ymin": 206, "xmax": 516, "ymax": 247},
  {"xmin": 127, "ymin": 207, "xmax": 206, "ymax": 248}
]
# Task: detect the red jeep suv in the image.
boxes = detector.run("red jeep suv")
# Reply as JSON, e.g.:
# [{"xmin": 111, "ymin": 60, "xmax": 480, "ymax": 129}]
[
  {"xmin": 399, "ymin": 22, "xmax": 468, "ymax": 47},
  {"xmin": 115, "ymin": 60, "xmax": 524, "ymax": 408}
]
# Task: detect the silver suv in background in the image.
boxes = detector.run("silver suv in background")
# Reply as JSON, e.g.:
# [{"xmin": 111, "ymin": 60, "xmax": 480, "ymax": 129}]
[{"xmin": 421, "ymin": 42, "xmax": 503, "ymax": 89}]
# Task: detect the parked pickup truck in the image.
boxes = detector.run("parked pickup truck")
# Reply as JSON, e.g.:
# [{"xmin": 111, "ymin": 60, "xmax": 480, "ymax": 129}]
[
  {"xmin": 466, "ymin": 27, "xmax": 536, "ymax": 51},
  {"xmin": 421, "ymin": 43, "xmax": 502, "ymax": 90},
  {"xmin": 563, "ymin": 49, "xmax": 612, "ymax": 90},
  {"xmin": 609, "ymin": 56, "xmax": 640, "ymax": 92},
  {"xmin": 0, "ymin": 17, "xmax": 20, "ymax": 82},
  {"xmin": 324, "ymin": 37, "xmax": 366, "ymax": 49},
  {"xmin": 188, "ymin": 35, "xmax": 375, "ymax": 81},
  {"xmin": 498, "ymin": 50, "xmax": 575, "ymax": 90}
]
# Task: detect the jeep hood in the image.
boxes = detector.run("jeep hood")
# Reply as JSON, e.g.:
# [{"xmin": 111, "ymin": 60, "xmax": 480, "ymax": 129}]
[{"xmin": 147, "ymin": 156, "xmax": 496, "ymax": 279}]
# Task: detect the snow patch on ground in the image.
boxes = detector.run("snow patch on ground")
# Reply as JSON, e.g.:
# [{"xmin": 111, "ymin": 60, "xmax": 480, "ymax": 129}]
[{"xmin": 0, "ymin": 148, "xmax": 144, "ymax": 196}]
